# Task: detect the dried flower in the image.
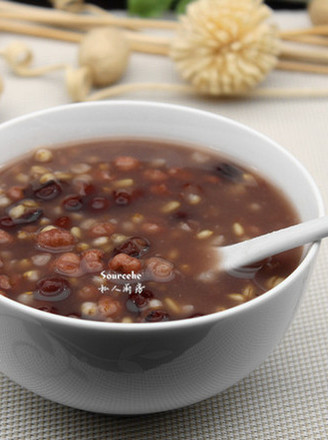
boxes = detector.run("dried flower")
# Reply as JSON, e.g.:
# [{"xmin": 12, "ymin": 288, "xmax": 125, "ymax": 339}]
[{"xmin": 170, "ymin": 0, "xmax": 280, "ymax": 95}]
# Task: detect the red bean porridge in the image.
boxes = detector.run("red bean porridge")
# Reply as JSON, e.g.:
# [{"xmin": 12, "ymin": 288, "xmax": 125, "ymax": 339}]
[{"xmin": 0, "ymin": 139, "xmax": 301, "ymax": 322}]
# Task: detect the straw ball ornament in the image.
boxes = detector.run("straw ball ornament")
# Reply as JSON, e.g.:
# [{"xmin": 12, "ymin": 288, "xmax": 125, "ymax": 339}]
[{"xmin": 170, "ymin": 0, "xmax": 280, "ymax": 95}]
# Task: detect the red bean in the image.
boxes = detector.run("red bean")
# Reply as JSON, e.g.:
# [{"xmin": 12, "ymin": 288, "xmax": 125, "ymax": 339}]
[
  {"xmin": 113, "ymin": 156, "xmax": 140, "ymax": 171},
  {"xmin": 81, "ymin": 249, "xmax": 104, "ymax": 273},
  {"xmin": 78, "ymin": 284, "xmax": 99, "ymax": 300},
  {"xmin": 37, "ymin": 228, "xmax": 75, "ymax": 251},
  {"xmin": 180, "ymin": 183, "xmax": 202, "ymax": 199},
  {"xmin": 7, "ymin": 186, "xmax": 25, "ymax": 201},
  {"xmin": 109, "ymin": 253, "xmax": 142, "ymax": 274},
  {"xmin": 76, "ymin": 182, "xmax": 96, "ymax": 197},
  {"xmin": 143, "ymin": 169, "xmax": 168, "ymax": 182},
  {"xmin": 55, "ymin": 216, "xmax": 72, "ymax": 229},
  {"xmin": 168, "ymin": 167, "xmax": 192, "ymax": 180},
  {"xmin": 150, "ymin": 183, "xmax": 169, "ymax": 196},
  {"xmin": 144, "ymin": 257, "xmax": 175, "ymax": 282},
  {"xmin": 171, "ymin": 211, "xmax": 189, "ymax": 220},
  {"xmin": 0, "ymin": 229, "xmax": 13, "ymax": 244},
  {"xmin": 89, "ymin": 222, "xmax": 115, "ymax": 238},
  {"xmin": 141, "ymin": 222, "xmax": 163, "ymax": 235},
  {"xmin": 0, "ymin": 275, "xmax": 11, "ymax": 290},
  {"xmin": 54, "ymin": 253, "xmax": 81, "ymax": 276},
  {"xmin": 98, "ymin": 296, "xmax": 122, "ymax": 318},
  {"xmin": 204, "ymin": 175, "xmax": 220, "ymax": 184}
]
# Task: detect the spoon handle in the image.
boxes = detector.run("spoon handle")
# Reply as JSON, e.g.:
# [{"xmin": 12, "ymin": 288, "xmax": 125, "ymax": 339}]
[{"xmin": 220, "ymin": 215, "xmax": 328, "ymax": 272}]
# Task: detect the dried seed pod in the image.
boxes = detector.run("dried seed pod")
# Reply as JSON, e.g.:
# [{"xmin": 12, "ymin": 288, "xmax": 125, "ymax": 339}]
[
  {"xmin": 78, "ymin": 27, "xmax": 130, "ymax": 87},
  {"xmin": 308, "ymin": 0, "xmax": 328, "ymax": 25},
  {"xmin": 51, "ymin": 0, "xmax": 85, "ymax": 12}
]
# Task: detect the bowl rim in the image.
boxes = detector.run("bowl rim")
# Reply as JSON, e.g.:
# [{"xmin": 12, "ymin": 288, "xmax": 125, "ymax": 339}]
[{"xmin": 0, "ymin": 100, "xmax": 324, "ymax": 332}]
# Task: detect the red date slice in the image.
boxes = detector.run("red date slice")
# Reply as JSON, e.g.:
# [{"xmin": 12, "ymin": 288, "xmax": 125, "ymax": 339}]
[
  {"xmin": 4, "ymin": 207, "xmax": 43, "ymax": 226},
  {"xmin": 38, "ymin": 305, "xmax": 59, "ymax": 314},
  {"xmin": 17, "ymin": 209, "xmax": 43, "ymax": 225},
  {"xmin": 0, "ymin": 217, "xmax": 15, "ymax": 228},
  {"xmin": 34, "ymin": 180, "xmax": 62, "ymax": 201},
  {"xmin": 88, "ymin": 196, "xmax": 110, "ymax": 211},
  {"xmin": 126, "ymin": 290, "xmax": 154, "ymax": 313},
  {"xmin": 113, "ymin": 189, "xmax": 131, "ymax": 206},
  {"xmin": 114, "ymin": 236, "xmax": 150, "ymax": 258},
  {"xmin": 62, "ymin": 195, "xmax": 84, "ymax": 211},
  {"xmin": 215, "ymin": 162, "xmax": 244, "ymax": 181},
  {"xmin": 34, "ymin": 277, "xmax": 71, "ymax": 301},
  {"xmin": 144, "ymin": 310, "xmax": 170, "ymax": 322},
  {"xmin": 76, "ymin": 182, "xmax": 96, "ymax": 197}
]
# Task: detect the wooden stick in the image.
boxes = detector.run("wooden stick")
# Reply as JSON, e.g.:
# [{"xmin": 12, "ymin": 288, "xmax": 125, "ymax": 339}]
[
  {"xmin": 280, "ymin": 45, "xmax": 328, "ymax": 65},
  {"xmin": 0, "ymin": 18, "xmax": 170, "ymax": 55},
  {"xmin": 249, "ymin": 88, "xmax": 328, "ymax": 98},
  {"xmin": 280, "ymin": 25, "xmax": 328, "ymax": 38},
  {"xmin": 2, "ymin": 0, "xmax": 328, "ymax": 44},
  {"xmin": 281, "ymin": 34, "xmax": 328, "ymax": 47},
  {"xmin": 124, "ymin": 31, "xmax": 170, "ymax": 55},
  {"xmin": 4, "ymin": 8, "xmax": 328, "ymax": 65},
  {"xmin": 276, "ymin": 60, "xmax": 328, "ymax": 74},
  {"xmin": 84, "ymin": 82, "xmax": 328, "ymax": 101},
  {"xmin": 0, "ymin": 0, "xmax": 177, "ymax": 30},
  {"xmin": 1, "ymin": 17, "xmax": 328, "ymax": 74},
  {"xmin": 85, "ymin": 83, "xmax": 195, "ymax": 101},
  {"xmin": 0, "ymin": 18, "xmax": 82, "ymax": 43}
]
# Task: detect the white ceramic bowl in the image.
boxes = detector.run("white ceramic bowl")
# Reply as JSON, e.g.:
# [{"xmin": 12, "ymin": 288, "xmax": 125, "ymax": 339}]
[{"xmin": 0, "ymin": 102, "xmax": 323, "ymax": 414}]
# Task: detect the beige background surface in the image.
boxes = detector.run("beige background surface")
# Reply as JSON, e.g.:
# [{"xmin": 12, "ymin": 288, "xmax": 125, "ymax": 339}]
[{"xmin": 0, "ymin": 9, "xmax": 327, "ymax": 440}]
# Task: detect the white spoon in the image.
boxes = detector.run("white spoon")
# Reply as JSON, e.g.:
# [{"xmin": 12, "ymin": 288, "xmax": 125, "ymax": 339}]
[{"xmin": 218, "ymin": 215, "xmax": 328, "ymax": 274}]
